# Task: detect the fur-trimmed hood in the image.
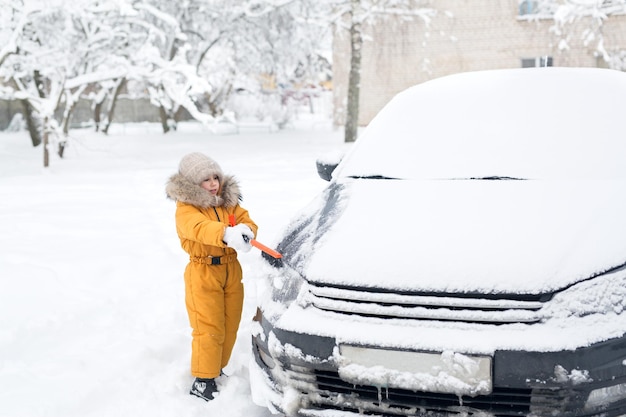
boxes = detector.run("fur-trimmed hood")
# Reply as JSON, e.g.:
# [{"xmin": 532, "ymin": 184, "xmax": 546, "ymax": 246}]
[{"xmin": 165, "ymin": 173, "xmax": 242, "ymax": 208}]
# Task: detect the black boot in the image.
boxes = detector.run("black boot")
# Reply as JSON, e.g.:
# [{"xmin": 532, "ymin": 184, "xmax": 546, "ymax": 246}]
[{"xmin": 189, "ymin": 377, "xmax": 218, "ymax": 401}]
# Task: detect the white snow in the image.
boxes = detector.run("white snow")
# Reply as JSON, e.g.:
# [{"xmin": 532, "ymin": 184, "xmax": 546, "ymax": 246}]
[
  {"xmin": 3, "ymin": 68, "xmax": 626, "ymax": 416},
  {"xmin": 0, "ymin": 118, "xmax": 344, "ymax": 417},
  {"xmin": 302, "ymin": 179, "xmax": 626, "ymax": 293},
  {"xmin": 336, "ymin": 68, "xmax": 626, "ymax": 181}
]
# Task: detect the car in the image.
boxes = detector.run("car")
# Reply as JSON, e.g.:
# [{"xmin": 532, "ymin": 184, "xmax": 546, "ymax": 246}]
[{"xmin": 248, "ymin": 67, "xmax": 626, "ymax": 417}]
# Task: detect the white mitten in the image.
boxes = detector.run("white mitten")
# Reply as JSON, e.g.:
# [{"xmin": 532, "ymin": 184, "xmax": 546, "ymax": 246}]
[
  {"xmin": 223, "ymin": 224, "xmax": 253, "ymax": 252},
  {"xmin": 235, "ymin": 224, "xmax": 255, "ymax": 241}
]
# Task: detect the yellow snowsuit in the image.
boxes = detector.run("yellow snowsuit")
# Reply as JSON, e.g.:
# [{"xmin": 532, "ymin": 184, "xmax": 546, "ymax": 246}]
[{"xmin": 167, "ymin": 171, "xmax": 257, "ymax": 379}]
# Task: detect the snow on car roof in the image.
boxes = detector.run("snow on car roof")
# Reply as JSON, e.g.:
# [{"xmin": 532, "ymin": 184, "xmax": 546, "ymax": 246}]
[{"xmin": 334, "ymin": 67, "xmax": 626, "ymax": 180}]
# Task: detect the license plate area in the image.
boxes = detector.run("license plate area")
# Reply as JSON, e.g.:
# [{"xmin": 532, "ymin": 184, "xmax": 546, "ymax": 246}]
[{"xmin": 338, "ymin": 345, "xmax": 492, "ymax": 396}]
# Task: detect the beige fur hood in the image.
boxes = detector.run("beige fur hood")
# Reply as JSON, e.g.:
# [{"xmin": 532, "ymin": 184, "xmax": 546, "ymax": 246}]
[{"xmin": 165, "ymin": 173, "xmax": 242, "ymax": 208}]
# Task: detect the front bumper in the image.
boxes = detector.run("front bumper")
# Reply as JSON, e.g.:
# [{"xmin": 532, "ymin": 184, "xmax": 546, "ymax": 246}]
[{"xmin": 250, "ymin": 312, "xmax": 626, "ymax": 417}]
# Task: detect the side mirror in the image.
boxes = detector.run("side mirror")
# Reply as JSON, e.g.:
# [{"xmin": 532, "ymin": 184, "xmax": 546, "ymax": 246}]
[
  {"xmin": 316, "ymin": 150, "xmax": 344, "ymax": 181},
  {"xmin": 316, "ymin": 159, "xmax": 339, "ymax": 181}
]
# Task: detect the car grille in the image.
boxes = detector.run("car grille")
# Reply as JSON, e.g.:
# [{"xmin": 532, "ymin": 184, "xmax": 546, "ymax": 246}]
[
  {"xmin": 306, "ymin": 282, "xmax": 547, "ymax": 324},
  {"xmin": 254, "ymin": 339, "xmax": 595, "ymax": 417},
  {"xmin": 308, "ymin": 370, "xmax": 570, "ymax": 417}
]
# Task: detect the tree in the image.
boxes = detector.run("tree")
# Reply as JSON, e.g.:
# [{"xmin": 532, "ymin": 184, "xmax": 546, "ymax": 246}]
[
  {"xmin": 526, "ymin": 0, "xmax": 626, "ymax": 70},
  {"xmin": 0, "ymin": 0, "xmax": 335, "ymax": 164},
  {"xmin": 230, "ymin": 1, "xmax": 331, "ymax": 127},
  {"xmin": 123, "ymin": 0, "xmax": 328, "ymax": 132},
  {"xmin": 98, "ymin": 77, "xmax": 126, "ymax": 135},
  {"xmin": 0, "ymin": 0, "xmax": 145, "ymax": 165},
  {"xmin": 344, "ymin": 0, "xmax": 362, "ymax": 143},
  {"xmin": 2, "ymin": 3, "xmax": 80, "ymax": 166},
  {"xmin": 305, "ymin": 0, "xmax": 439, "ymax": 142},
  {"xmin": 0, "ymin": 4, "xmax": 45, "ymax": 147},
  {"xmin": 126, "ymin": 1, "xmax": 214, "ymax": 132}
]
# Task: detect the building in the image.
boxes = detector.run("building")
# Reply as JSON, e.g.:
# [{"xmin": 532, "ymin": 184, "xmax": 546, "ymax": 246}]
[{"xmin": 332, "ymin": 1, "xmax": 626, "ymax": 126}]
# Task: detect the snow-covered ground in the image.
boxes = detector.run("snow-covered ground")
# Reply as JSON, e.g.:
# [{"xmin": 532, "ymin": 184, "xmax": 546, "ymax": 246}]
[{"xmin": 0, "ymin": 118, "xmax": 348, "ymax": 417}]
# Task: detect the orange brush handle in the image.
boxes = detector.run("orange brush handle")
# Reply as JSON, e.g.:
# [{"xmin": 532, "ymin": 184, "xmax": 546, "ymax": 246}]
[
  {"xmin": 250, "ymin": 239, "xmax": 283, "ymax": 259},
  {"xmin": 229, "ymin": 214, "xmax": 282, "ymax": 259}
]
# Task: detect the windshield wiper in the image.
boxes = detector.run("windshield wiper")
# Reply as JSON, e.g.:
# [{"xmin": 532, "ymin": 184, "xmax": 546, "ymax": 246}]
[
  {"xmin": 468, "ymin": 176, "xmax": 526, "ymax": 181},
  {"xmin": 347, "ymin": 175, "xmax": 400, "ymax": 180},
  {"xmin": 347, "ymin": 175, "xmax": 526, "ymax": 180}
]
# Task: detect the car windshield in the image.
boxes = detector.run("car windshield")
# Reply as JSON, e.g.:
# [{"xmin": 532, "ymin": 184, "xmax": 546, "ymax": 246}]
[{"xmin": 334, "ymin": 68, "xmax": 626, "ymax": 181}]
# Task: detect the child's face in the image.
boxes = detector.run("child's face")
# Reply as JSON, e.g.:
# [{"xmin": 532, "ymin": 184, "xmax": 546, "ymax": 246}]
[{"xmin": 200, "ymin": 175, "xmax": 220, "ymax": 195}]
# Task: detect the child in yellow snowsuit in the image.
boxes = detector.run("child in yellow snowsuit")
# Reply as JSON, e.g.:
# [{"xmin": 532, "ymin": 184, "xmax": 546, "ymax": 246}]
[{"xmin": 166, "ymin": 152, "xmax": 258, "ymax": 401}]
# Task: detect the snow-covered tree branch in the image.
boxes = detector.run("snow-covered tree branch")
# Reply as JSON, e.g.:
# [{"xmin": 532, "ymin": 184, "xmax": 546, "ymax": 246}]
[
  {"xmin": 0, "ymin": 0, "xmax": 334, "ymax": 165},
  {"xmin": 521, "ymin": 0, "xmax": 626, "ymax": 69}
]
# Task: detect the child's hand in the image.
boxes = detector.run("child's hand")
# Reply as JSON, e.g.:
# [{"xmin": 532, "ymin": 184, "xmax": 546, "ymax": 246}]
[{"xmin": 223, "ymin": 224, "xmax": 254, "ymax": 252}]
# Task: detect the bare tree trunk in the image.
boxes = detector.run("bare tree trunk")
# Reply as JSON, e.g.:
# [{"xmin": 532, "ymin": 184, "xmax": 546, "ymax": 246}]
[
  {"xmin": 20, "ymin": 99, "xmax": 42, "ymax": 147},
  {"xmin": 33, "ymin": 70, "xmax": 46, "ymax": 98},
  {"xmin": 174, "ymin": 106, "xmax": 186, "ymax": 127},
  {"xmin": 159, "ymin": 105, "xmax": 171, "ymax": 133},
  {"xmin": 62, "ymin": 109, "xmax": 72, "ymax": 136},
  {"xmin": 94, "ymin": 99, "xmax": 103, "ymax": 131},
  {"xmin": 102, "ymin": 78, "xmax": 126, "ymax": 135},
  {"xmin": 16, "ymin": 70, "xmax": 46, "ymax": 147},
  {"xmin": 62, "ymin": 85, "xmax": 86, "ymax": 136},
  {"xmin": 93, "ymin": 86, "xmax": 110, "ymax": 132},
  {"xmin": 58, "ymin": 141, "xmax": 67, "ymax": 158},
  {"xmin": 344, "ymin": 0, "xmax": 362, "ymax": 143},
  {"xmin": 43, "ymin": 116, "xmax": 49, "ymax": 168}
]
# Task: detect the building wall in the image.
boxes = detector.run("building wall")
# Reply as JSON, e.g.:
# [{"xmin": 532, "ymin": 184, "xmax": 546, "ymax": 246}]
[{"xmin": 333, "ymin": 1, "xmax": 626, "ymax": 126}]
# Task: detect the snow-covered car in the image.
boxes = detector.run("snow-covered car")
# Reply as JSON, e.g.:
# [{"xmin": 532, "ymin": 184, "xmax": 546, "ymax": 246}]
[{"xmin": 249, "ymin": 67, "xmax": 626, "ymax": 417}]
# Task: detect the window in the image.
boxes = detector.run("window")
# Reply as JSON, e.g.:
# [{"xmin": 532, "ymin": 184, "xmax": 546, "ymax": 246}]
[
  {"xmin": 518, "ymin": 0, "xmax": 560, "ymax": 16},
  {"xmin": 519, "ymin": 0, "xmax": 624, "ymax": 17},
  {"xmin": 521, "ymin": 56, "xmax": 553, "ymax": 67},
  {"xmin": 519, "ymin": 0, "xmax": 539, "ymax": 16}
]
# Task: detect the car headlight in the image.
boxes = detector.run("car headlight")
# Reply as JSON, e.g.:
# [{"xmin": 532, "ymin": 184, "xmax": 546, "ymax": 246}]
[
  {"xmin": 256, "ymin": 258, "xmax": 307, "ymax": 322},
  {"xmin": 544, "ymin": 265, "xmax": 626, "ymax": 319},
  {"xmin": 585, "ymin": 382, "xmax": 626, "ymax": 409}
]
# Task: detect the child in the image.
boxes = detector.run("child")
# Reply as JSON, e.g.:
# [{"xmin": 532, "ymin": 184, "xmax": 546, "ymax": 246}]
[{"xmin": 165, "ymin": 152, "xmax": 258, "ymax": 401}]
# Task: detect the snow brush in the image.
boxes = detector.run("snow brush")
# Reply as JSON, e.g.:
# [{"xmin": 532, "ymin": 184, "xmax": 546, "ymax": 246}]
[{"xmin": 229, "ymin": 215, "xmax": 283, "ymax": 260}]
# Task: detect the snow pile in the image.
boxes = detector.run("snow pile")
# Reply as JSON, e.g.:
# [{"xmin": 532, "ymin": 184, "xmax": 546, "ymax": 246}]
[{"xmin": 0, "ymin": 119, "xmax": 342, "ymax": 417}]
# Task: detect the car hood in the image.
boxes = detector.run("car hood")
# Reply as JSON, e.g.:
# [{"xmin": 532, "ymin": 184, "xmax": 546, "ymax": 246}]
[{"xmin": 279, "ymin": 178, "xmax": 626, "ymax": 294}]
